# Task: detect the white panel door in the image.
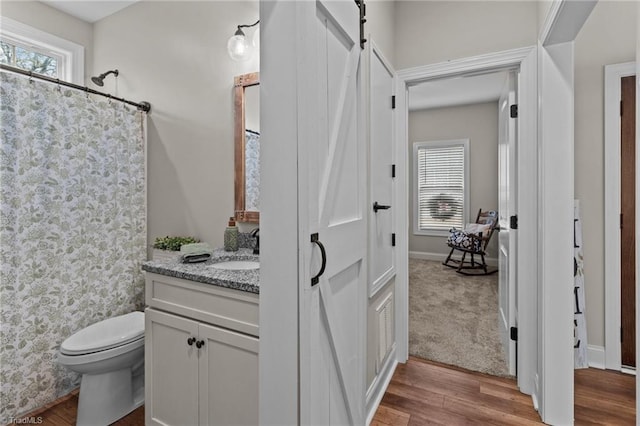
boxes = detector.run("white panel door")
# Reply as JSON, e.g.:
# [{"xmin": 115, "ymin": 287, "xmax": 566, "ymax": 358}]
[
  {"xmin": 369, "ymin": 41, "xmax": 396, "ymax": 296},
  {"xmin": 298, "ymin": 1, "xmax": 366, "ymax": 424},
  {"xmin": 498, "ymin": 72, "xmax": 517, "ymax": 376}
]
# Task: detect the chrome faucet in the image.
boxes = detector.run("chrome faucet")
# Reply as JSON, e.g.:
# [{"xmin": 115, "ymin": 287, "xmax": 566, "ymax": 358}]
[{"xmin": 250, "ymin": 228, "xmax": 259, "ymax": 255}]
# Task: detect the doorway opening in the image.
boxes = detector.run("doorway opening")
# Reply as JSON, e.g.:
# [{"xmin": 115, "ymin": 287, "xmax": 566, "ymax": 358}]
[
  {"xmin": 405, "ymin": 69, "xmax": 515, "ymax": 378},
  {"xmin": 394, "ymin": 46, "xmax": 538, "ymax": 397}
]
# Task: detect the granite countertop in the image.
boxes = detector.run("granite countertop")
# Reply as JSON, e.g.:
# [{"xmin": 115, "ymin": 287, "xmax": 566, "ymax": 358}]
[{"xmin": 142, "ymin": 248, "xmax": 259, "ymax": 294}]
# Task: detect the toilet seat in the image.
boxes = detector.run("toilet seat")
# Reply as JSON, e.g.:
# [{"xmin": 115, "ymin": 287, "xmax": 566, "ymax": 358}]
[{"xmin": 61, "ymin": 311, "xmax": 144, "ymax": 355}]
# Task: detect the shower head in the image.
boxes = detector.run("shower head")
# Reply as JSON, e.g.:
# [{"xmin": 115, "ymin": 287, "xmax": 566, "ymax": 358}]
[{"xmin": 91, "ymin": 69, "xmax": 119, "ymax": 87}]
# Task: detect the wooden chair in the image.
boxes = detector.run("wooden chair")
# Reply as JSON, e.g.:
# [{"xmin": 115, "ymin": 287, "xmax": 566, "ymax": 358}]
[{"xmin": 442, "ymin": 209, "xmax": 499, "ymax": 276}]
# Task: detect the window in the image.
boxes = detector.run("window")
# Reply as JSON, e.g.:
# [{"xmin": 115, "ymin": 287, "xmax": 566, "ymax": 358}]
[
  {"xmin": 1, "ymin": 39, "xmax": 61, "ymax": 78},
  {"xmin": 0, "ymin": 17, "xmax": 84, "ymax": 84},
  {"xmin": 413, "ymin": 139, "xmax": 469, "ymax": 236}
]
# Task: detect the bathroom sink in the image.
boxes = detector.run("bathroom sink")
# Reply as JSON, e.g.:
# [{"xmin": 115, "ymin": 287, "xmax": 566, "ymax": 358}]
[{"xmin": 211, "ymin": 260, "xmax": 260, "ymax": 271}]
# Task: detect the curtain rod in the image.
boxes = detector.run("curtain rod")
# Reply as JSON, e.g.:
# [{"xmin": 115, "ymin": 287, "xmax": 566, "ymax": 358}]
[{"xmin": 0, "ymin": 63, "xmax": 151, "ymax": 113}]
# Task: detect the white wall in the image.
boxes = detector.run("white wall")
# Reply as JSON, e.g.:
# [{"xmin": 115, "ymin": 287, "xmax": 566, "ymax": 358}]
[
  {"xmin": 1, "ymin": 1, "xmax": 94, "ymax": 81},
  {"xmin": 408, "ymin": 102, "xmax": 499, "ymax": 259},
  {"xmin": 574, "ymin": 0, "xmax": 637, "ymax": 348},
  {"xmin": 394, "ymin": 1, "xmax": 537, "ymax": 70},
  {"xmin": 93, "ymin": 1, "xmax": 259, "ymax": 252}
]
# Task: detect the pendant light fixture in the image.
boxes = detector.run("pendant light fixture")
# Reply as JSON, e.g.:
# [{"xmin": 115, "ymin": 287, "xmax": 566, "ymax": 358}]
[{"xmin": 227, "ymin": 20, "xmax": 259, "ymax": 62}]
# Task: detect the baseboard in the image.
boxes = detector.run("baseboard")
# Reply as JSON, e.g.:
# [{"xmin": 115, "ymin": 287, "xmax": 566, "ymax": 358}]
[
  {"xmin": 409, "ymin": 250, "xmax": 498, "ymax": 267},
  {"xmin": 532, "ymin": 373, "xmax": 540, "ymax": 412},
  {"xmin": 587, "ymin": 345, "xmax": 606, "ymax": 370},
  {"xmin": 366, "ymin": 346, "xmax": 398, "ymax": 425}
]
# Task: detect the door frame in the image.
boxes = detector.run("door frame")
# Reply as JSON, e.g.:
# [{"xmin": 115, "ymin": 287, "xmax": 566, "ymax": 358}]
[
  {"xmin": 395, "ymin": 46, "xmax": 538, "ymax": 397},
  {"xmin": 604, "ymin": 61, "xmax": 637, "ymax": 372}
]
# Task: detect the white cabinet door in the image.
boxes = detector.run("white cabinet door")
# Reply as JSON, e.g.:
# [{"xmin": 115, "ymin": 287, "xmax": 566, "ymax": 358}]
[
  {"xmin": 146, "ymin": 308, "xmax": 199, "ymax": 426},
  {"xmin": 198, "ymin": 323, "xmax": 259, "ymax": 426}
]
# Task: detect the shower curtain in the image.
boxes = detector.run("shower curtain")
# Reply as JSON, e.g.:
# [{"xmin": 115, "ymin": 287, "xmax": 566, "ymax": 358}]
[{"xmin": 0, "ymin": 72, "xmax": 146, "ymax": 422}]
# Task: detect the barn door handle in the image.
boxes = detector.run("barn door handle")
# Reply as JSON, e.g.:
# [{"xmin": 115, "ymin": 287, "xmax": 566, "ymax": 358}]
[
  {"xmin": 373, "ymin": 201, "xmax": 391, "ymax": 213},
  {"xmin": 310, "ymin": 233, "xmax": 326, "ymax": 286}
]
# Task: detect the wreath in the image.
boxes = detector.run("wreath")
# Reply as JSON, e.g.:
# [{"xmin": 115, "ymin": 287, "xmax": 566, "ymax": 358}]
[{"xmin": 428, "ymin": 194, "xmax": 459, "ymax": 220}]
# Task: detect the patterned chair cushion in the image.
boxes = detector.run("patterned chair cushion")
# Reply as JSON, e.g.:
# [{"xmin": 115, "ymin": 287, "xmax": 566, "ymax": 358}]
[{"xmin": 446, "ymin": 229, "xmax": 482, "ymax": 252}]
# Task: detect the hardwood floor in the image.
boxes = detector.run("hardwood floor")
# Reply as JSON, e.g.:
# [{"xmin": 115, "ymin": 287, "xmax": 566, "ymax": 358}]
[
  {"xmin": 13, "ymin": 358, "xmax": 635, "ymax": 425},
  {"xmin": 12, "ymin": 390, "xmax": 144, "ymax": 426},
  {"xmin": 372, "ymin": 357, "xmax": 636, "ymax": 425}
]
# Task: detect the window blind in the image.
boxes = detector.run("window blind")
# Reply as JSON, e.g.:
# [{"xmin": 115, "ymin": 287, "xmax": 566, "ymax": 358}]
[{"xmin": 416, "ymin": 144, "xmax": 465, "ymax": 231}]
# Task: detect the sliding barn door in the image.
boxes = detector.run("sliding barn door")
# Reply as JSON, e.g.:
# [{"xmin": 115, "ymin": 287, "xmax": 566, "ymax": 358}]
[{"xmin": 298, "ymin": 1, "xmax": 367, "ymax": 424}]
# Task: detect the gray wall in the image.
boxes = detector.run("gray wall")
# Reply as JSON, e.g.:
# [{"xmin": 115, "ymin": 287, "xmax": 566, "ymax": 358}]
[
  {"xmin": 409, "ymin": 102, "xmax": 499, "ymax": 259},
  {"xmin": 394, "ymin": 1, "xmax": 538, "ymax": 69},
  {"xmin": 93, "ymin": 1, "xmax": 260, "ymax": 250},
  {"xmin": 365, "ymin": 1, "xmax": 396, "ymax": 67},
  {"xmin": 574, "ymin": 1, "xmax": 637, "ymax": 347}
]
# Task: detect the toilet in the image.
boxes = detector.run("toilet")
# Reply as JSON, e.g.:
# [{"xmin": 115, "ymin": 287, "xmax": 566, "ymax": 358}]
[{"xmin": 58, "ymin": 311, "xmax": 145, "ymax": 426}]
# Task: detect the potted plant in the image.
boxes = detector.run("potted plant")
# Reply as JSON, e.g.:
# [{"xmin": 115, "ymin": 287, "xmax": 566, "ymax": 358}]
[{"xmin": 152, "ymin": 236, "xmax": 199, "ymax": 262}]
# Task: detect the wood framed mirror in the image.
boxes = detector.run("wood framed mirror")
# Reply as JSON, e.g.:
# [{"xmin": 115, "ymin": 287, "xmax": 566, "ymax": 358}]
[{"xmin": 234, "ymin": 72, "xmax": 260, "ymax": 223}]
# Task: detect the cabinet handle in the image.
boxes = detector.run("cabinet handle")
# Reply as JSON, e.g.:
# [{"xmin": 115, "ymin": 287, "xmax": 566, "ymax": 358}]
[
  {"xmin": 195, "ymin": 340, "xmax": 205, "ymax": 349},
  {"xmin": 187, "ymin": 337, "xmax": 196, "ymax": 346}
]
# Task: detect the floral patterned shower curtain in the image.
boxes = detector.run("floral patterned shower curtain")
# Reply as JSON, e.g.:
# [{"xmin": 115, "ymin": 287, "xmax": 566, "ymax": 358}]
[{"xmin": 0, "ymin": 72, "xmax": 146, "ymax": 422}]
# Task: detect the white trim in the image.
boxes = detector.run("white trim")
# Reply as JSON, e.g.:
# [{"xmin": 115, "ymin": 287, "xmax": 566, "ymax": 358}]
[
  {"xmin": 537, "ymin": 41, "xmax": 575, "ymax": 425},
  {"xmin": 538, "ymin": 1, "xmax": 564, "ymax": 46},
  {"xmin": 515, "ymin": 46, "xmax": 538, "ymax": 398},
  {"xmin": 604, "ymin": 62, "xmax": 636, "ymax": 372},
  {"xmin": 412, "ymin": 139, "xmax": 469, "ymax": 236},
  {"xmin": 409, "ymin": 250, "xmax": 498, "ymax": 267},
  {"xmin": 398, "ymin": 47, "xmax": 531, "ymax": 85},
  {"xmin": 0, "ymin": 16, "xmax": 84, "ymax": 84},
  {"xmin": 395, "ymin": 71, "xmax": 410, "ymax": 365},
  {"xmin": 539, "ymin": 1, "xmax": 597, "ymax": 47},
  {"xmin": 587, "ymin": 345, "xmax": 606, "ymax": 370},
  {"xmin": 396, "ymin": 47, "xmax": 538, "ymax": 402},
  {"xmin": 258, "ymin": 2, "xmax": 299, "ymax": 423},
  {"xmin": 365, "ymin": 347, "xmax": 397, "ymax": 426},
  {"xmin": 622, "ymin": 367, "xmax": 637, "ymax": 376}
]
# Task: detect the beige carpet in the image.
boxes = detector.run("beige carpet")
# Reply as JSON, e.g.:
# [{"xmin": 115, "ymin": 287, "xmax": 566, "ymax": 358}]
[{"xmin": 409, "ymin": 258, "xmax": 511, "ymax": 377}]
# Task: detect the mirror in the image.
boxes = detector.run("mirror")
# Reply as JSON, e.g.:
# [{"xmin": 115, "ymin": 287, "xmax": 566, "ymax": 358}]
[{"xmin": 234, "ymin": 72, "xmax": 260, "ymax": 223}]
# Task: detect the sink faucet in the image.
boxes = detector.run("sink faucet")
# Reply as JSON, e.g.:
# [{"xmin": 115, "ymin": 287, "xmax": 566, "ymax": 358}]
[{"xmin": 251, "ymin": 228, "xmax": 259, "ymax": 255}]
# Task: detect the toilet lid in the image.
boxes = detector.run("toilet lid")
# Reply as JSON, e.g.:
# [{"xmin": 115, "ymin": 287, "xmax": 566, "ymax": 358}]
[{"xmin": 60, "ymin": 311, "xmax": 144, "ymax": 355}]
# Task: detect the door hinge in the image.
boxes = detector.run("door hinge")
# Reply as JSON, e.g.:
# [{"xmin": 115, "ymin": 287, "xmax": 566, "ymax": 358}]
[
  {"xmin": 392, "ymin": 95, "xmax": 396, "ymax": 109},
  {"xmin": 621, "ymin": 327, "xmax": 623, "ymax": 342},
  {"xmin": 620, "ymin": 213, "xmax": 624, "ymax": 229},
  {"xmin": 510, "ymin": 327, "xmax": 518, "ymax": 341},
  {"xmin": 391, "ymin": 164, "xmax": 396, "ymax": 178},
  {"xmin": 510, "ymin": 215, "xmax": 518, "ymax": 230},
  {"xmin": 510, "ymin": 104, "xmax": 518, "ymax": 118},
  {"xmin": 392, "ymin": 233, "xmax": 396, "ymax": 247},
  {"xmin": 620, "ymin": 100, "xmax": 623, "ymax": 116}
]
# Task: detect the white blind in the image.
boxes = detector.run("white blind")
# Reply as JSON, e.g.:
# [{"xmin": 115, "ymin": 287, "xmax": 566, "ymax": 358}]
[{"xmin": 416, "ymin": 144, "xmax": 465, "ymax": 231}]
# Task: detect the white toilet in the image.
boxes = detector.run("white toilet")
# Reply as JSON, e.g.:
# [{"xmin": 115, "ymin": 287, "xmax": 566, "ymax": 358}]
[{"xmin": 58, "ymin": 311, "xmax": 145, "ymax": 426}]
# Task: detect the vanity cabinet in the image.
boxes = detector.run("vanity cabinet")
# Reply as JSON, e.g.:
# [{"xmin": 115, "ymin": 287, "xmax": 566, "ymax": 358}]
[{"xmin": 145, "ymin": 273, "xmax": 259, "ymax": 426}]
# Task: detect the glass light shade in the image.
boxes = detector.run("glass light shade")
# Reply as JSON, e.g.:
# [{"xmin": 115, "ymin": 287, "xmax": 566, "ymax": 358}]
[{"xmin": 227, "ymin": 34, "xmax": 252, "ymax": 62}]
